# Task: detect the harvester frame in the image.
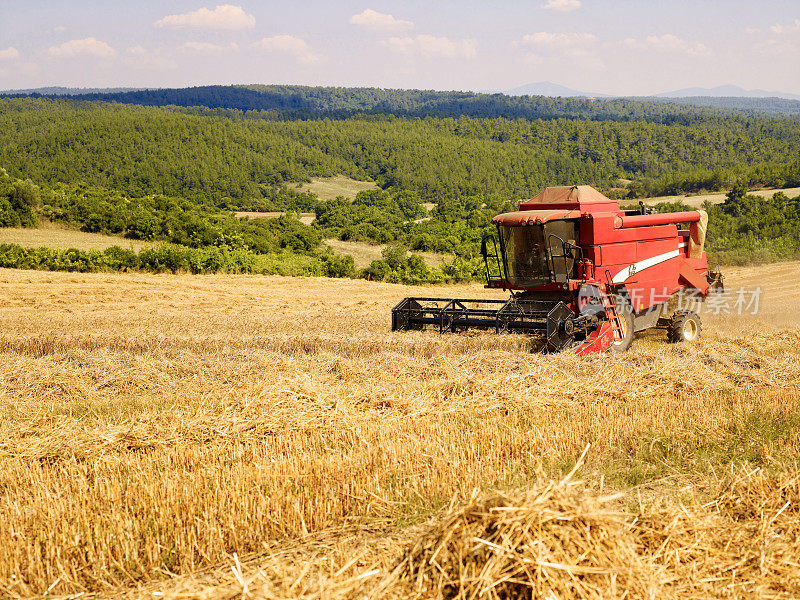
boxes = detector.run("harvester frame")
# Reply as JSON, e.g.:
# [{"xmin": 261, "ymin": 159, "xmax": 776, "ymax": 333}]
[{"xmin": 392, "ymin": 186, "xmax": 723, "ymax": 355}]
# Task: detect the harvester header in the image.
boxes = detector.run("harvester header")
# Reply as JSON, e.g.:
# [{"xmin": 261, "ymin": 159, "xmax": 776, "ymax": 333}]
[{"xmin": 392, "ymin": 185, "xmax": 722, "ymax": 354}]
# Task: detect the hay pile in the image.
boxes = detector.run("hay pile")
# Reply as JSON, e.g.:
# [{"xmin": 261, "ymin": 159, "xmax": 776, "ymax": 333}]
[
  {"xmin": 381, "ymin": 458, "xmax": 660, "ymax": 600},
  {"xmin": 379, "ymin": 467, "xmax": 800, "ymax": 600}
]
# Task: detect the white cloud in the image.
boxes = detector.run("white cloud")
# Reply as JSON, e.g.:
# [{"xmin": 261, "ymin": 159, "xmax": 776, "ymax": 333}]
[
  {"xmin": 45, "ymin": 38, "xmax": 116, "ymax": 59},
  {"xmin": 541, "ymin": 0, "xmax": 581, "ymax": 11},
  {"xmin": 125, "ymin": 46, "xmax": 177, "ymax": 70},
  {"xmin": 755, "ymin": 38, "xmax": 799, "ymax": 58},
  {"xmin": 521, "ymin": 32, "xmax": 597, "ymax": 47},
  {"xmin": 155, "ymin": 4, "xmax": 255, "ymax": 30},
  {"xmin": 608, "ymin": 34, "xmax": 709, "ymax": 56},
  {"xmin": 518, "ymin": 32, "xmax": 601, "ymax": 68},
  {"xmin": 770, "ymin": 19, "xmax": 800, "ymax": 36},
  {"xmin": 521, "ymin": 53, "xmax": 543, "ymax": 65},
  {"xmin": 383, "ymin": 35, "xmax": 477, "ymax": 59},
  {"xmin": 754, "ymin": 19, "xmax": 800, "ymax": 57},
  {"xmin": 0, "ymin": 47, "xmax": 20, "ymax": 61},
  {"xmin": 644, "ymin": 34, "xmax": 709, "ymax": 55},
  {"xmin": 251, "ymin": 36, "xmax": 321, "ymax": 64},
  {"xmin": 180, "ymin": 41, "xmax": 239, "ymax": 54},
  {"xmin": 53, "ymin": 25, "xmax": 67, "ymax": 34},
  {"xmin": 349, "ymin": 9, "xmax": 413, "ymax": 31}
]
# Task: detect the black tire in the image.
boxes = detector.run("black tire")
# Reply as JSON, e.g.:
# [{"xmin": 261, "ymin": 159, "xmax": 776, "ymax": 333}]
[
  {"xmin": 667, "ymin": 311, "xmax": 701, "ymax": 344},
  {"xmin": 609, "ymin": 295, "xmax": 634, "ymax": 352}
]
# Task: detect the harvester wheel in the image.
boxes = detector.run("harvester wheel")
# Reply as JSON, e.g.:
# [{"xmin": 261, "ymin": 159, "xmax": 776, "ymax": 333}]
[
  {"xmin": 667, "ymin": 311, "xmax": 701, "ymax": 344},
  {"xmin": 609, "ymin": 296, "xmax": 634, "ymax": 352}
]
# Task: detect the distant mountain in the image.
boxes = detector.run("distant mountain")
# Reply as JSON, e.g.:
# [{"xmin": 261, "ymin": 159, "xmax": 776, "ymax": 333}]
[
  {"xmin": 655, "ymin": 85, "xmax": 800, "ymax": 101},
  {"xmin": 505, "ymin": 81, "xmax": 612, "ymax": 98},
  {"xmin": 1, "ymin": 86, "xmax": 148, "ymax": 96}
]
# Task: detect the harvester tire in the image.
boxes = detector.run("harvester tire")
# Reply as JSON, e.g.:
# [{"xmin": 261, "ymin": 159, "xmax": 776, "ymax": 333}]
[
  {"xmin": 667, "ymin": 310, "xmax": 701, "ymax": 344},
  {"xmin": 609, "ymin": 296, "xmax": 634, "ymax": 353}
]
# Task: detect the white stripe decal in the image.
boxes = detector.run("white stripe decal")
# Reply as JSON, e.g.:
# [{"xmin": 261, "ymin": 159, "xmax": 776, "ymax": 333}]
[{"xmin": 611, "ymin": 249, "xmax": 680, "ymax": 284}]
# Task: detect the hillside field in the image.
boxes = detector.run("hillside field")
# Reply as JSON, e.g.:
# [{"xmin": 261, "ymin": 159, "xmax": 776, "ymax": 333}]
[
  {"xmin": 233, "ymin": 211, "xmax": 316, "ymax": 225},
  {"xmin": 295, "ymin": 175, "xmax": 379, "ymax": 201},
  {"xmin": 0, "ymin": 224, "xmax": 152, "ymax": 251},
  {"xmin": 322, "ymin": 238, "xmax": 447, "ymax": 268},
  {"xmin": 1, "ymin": 264, "xmax": 799, "ymax": 599},
  {"xmin": 641, "ymin": 186, "xmax": 800, "ymax": 208}
]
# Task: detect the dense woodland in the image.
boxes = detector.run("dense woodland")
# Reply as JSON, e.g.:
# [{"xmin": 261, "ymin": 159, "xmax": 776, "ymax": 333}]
[
  {"xmin": 1, "ymin": 97, "xmax": 799, "ymax": 206},
  {"xmin": 1, "ymin": 89, "xmax": 800, "ymax": 279}
]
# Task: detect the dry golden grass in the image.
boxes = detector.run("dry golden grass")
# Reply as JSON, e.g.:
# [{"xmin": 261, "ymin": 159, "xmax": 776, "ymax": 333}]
[
  {"xmin": 233, "ymin": 176, "xmax": 381, "ymax": 224},
  {"xmin": 0, "ymin": 224, "xmax": 152, "ymax": 251},
  {"xmin": 322, "ymin": 239, "xmax": 448, "ymax": 268},
  {"xmin": 0, "ymin": 266, "xmax": 799, "ymax": 598},
  {"xmin": 295, "ymin": 175, "xmax": 379, "ymax": 201},
  {"xmin": 641, "ymin": 187, "xmax": 800, "ymax": 208},
  {"xmin": 234, "ymin": 212, "xmax": 316, "ymax": 225}
]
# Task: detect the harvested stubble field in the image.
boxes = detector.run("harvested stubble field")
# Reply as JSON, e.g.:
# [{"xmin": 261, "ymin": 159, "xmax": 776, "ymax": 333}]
[{"xmin": 1, "ymin": 265, "xmax": 799, "ymax": 599}]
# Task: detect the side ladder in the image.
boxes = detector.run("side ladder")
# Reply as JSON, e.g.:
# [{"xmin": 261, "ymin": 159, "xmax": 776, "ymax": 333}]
[{"xmin": 600, "ymin": 290, "xmax": 624, "ymax": 342}]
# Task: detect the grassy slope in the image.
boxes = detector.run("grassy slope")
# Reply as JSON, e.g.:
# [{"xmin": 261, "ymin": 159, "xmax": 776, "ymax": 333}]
[
  {"xmin": 233, "ymin": 211, "xmax": 316, "ymax": 225},
  {"xmin": 322, "ymin": 238, "xmax": 447, "ymax": 268},
  {"xmin": 640, "ymin": 186, "xmax": 800, "ymax": 208},
  {"xmin": 0, "ymin": 224, "xmax": 152, "ymax": 251},
  {"xmin": 294, "ymin": 175, "xmax": 379, "ymax": 201},
  {"xmin": 0, "ymin": 265, "xmax": 798, "ymax": 597}
]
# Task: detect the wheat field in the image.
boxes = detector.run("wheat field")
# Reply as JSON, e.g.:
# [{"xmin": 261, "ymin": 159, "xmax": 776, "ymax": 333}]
[{"xmin": 1, "ymin": 266, "xmax": 799, "ymax": 599}]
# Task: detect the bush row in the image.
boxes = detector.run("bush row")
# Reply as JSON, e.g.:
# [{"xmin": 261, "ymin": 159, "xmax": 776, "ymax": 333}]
[
  {"xmin": 0, "ymin": 241, "xmax": 487, "ymax": 284},
  {"xmin": 0, "ymin": 243, "xmax": 355, "ymax": 278}
]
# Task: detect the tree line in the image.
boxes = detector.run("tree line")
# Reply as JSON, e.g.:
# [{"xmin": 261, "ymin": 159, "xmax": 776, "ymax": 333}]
[{"xmin": 3, "ymin": 164, "xmax": 800, "ymax": 281}]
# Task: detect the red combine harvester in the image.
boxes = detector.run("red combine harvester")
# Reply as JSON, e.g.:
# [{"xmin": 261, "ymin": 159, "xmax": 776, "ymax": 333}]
[{"xmin": 392, "ymin": 185, "xmax": 723, "ymax": 354}]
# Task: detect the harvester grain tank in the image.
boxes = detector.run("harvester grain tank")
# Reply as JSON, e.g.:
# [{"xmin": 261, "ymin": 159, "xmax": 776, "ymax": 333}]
[{"xmin": 391, "ymin": 185, "xmax": 723, "ymax": 354}]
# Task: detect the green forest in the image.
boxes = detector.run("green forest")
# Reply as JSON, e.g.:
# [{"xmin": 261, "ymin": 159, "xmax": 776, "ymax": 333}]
[
  {"xmin": 1, "ymin": 97, "xmax": 799, "ymax": 206},
  {"xmin": 1, "ymin": 89, "xmax": 800, "ymax": 281}
]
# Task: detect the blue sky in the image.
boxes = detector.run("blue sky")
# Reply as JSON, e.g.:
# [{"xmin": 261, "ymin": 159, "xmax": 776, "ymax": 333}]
[{"xmin": 1, "ymin": 1, "xmax": 799, "ymax": 94}]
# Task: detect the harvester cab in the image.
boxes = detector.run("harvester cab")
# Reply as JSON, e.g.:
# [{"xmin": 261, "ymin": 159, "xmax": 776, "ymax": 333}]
[{"xmin": 392, "ymin": 185, "xmax": 723, "ymax": 355}]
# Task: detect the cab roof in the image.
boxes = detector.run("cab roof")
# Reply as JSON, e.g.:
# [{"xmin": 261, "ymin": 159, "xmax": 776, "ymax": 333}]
[
  {"xmin": 519, "ymin": 185, "xmax": 621, "ymax": 213},
  {"xmin": 492, "ymin": 209, "xmax": 580, "ymax": 226}
]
